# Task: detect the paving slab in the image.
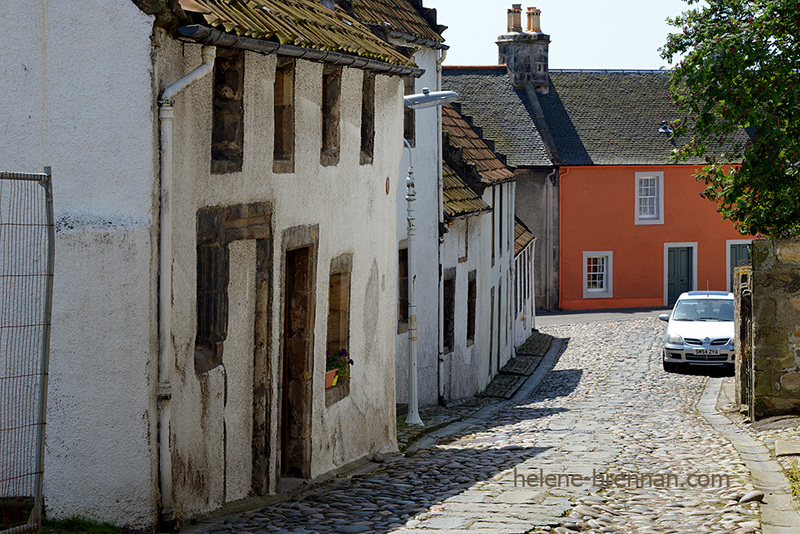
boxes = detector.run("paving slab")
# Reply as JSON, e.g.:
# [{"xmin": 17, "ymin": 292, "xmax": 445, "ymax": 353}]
[{"xmin": 775, "ymin": 439, "xmax": 800, "ymax": 457}]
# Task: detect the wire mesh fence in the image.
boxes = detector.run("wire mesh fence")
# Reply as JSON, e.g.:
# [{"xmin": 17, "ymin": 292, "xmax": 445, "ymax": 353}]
[{"xmin": 0, "ymin": 170, "xmax": 54, "ymax": 534}]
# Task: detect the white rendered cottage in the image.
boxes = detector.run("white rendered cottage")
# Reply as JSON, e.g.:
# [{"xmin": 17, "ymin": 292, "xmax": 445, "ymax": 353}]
[{"xmin": 439, "ymin": 104, "xmax": 517, "ymax": 400}]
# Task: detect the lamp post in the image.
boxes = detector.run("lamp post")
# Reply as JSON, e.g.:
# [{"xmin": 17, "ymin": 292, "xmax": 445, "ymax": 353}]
[{"xmin": 402, "ymin": 88, "xmax": 458, "ymax": 426}]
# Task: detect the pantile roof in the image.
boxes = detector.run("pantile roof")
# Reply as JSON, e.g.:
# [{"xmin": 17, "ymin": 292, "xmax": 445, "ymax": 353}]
[
  {"xmin": 442, "ymin": 164, "xmax": 491, "ymax": 219},
  {"xmin": 179, "ymin": 0, "xmax": 417, "ymax": 68},
  {"xmin": 441, "ymin": 103, "xmax": 515, "ymax": 185},
  {"xmin": 442, "ymin": 66, "xmax": 553, "ymax": 168},
  {"xmin": 514, "ymin": 217, "xmax": 534, "ymax": 257},
  {"xmin": 351, "ymin": 0, "xmax": 445, "ymax": 46}
]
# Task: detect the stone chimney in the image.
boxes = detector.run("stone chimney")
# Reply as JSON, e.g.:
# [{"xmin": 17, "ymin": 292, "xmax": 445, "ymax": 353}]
[
  {"xmin": 320, "ymin": 0, "xmax": 335, "ymax": 10},
  {"xmin": 507, "ymin": 4, "xmax": 523, "ymax": 32},
  {"xmin": 497, "ymin": 5, "xmax": 550, "ymax": 93},
  {"xmin": 527, "ymin": 6, "xmax": 541, "ymax": 32}
]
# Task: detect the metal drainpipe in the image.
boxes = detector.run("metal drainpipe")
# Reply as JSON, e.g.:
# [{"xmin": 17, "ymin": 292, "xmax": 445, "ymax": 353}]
[
  {"xmin": 157, "ymin": 45, "xmax": 215, "ymax": 525},
  {"xmin": 543, "ymin": 167, "xmax": 557, "ymax": 311},
  {"xmin": 436, "ymin": 49, "xmax": 447, "ymax": 406}
]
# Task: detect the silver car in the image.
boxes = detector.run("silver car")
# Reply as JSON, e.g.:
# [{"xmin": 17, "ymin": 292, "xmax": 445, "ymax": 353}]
[{"xmin": 658, "ymin": 291, "xmax": 735, "ymax": 372}]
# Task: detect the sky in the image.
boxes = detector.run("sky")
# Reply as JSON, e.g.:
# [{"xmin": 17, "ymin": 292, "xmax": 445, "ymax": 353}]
[{"xmin": 424, "ymin": 0, "xmax": 695, "ymax": 70}]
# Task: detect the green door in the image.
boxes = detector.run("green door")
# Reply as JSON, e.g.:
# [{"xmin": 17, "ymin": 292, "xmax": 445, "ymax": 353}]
[
  {"xmin": 667, "ymin": 247, "xmax": 693, "ymax": 306},
  {"xmin": 729, "ymin": 243, "xmax": 752, "ymax": 290}
]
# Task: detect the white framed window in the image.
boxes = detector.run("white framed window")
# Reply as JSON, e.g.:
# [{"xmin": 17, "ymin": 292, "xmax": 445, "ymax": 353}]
[
  {"xmin": 635, "ymin": 171, "xmax": 664, "ymax": 225},
  {"xmin": 726, "ymin": 239, "xmax": 753, "ymax": 292},
  {"xmin": 583, "ymin": 251, "xmax": 613, "ymax": 299}
]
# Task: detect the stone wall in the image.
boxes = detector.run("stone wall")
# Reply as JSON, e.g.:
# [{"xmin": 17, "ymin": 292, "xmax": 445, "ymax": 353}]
[
  {"xmin": 733, "ymin": 265, "xmax": 753, "ymax": 417},
  {"xmin": 750, "ymin": 238, "xmax": 800, "ymax": 418}
]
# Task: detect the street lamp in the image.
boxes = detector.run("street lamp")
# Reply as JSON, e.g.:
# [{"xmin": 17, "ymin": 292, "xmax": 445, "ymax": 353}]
[{"xmin": 402, "ymin": 88, "xmax": 459, "ymax": 426}]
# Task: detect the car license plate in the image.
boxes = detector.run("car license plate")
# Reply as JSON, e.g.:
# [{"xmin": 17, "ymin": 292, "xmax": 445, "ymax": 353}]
[{"xmin": 694, "ymin": 349, "xmax": 720, "ymax": 355}]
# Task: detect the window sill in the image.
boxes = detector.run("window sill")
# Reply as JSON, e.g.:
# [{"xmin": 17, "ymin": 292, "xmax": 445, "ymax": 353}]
[
  {"xmin": 273, "ymin": 159, "xmax": 294, "ymax": 174},
  {"xmin": 325, "ymin": 377, "xmax": 349, "ymax": 407}
]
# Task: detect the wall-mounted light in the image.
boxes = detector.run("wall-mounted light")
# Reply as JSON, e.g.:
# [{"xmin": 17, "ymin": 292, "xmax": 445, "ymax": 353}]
[{"xmin": 404, "ymin": 88, "xmax": 459, "ymax": 109}]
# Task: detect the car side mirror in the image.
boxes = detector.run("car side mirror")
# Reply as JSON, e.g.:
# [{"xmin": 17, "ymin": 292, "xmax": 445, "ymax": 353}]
[{"xmin": 658, "ymin": 314, "xmax": 670, "ymax": 322}]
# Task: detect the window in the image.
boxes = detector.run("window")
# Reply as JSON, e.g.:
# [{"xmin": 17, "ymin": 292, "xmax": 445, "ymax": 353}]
[
  {"xmin": 467, "ymin": 271, "xmax": 476, "ymax": 346},
  {"xmin": 326, "ymin": 254, "xmax": 351, "ymax": 355},
  {"xmin": 273, "ymin": 58, "xmax": 295, "ymax": 173},
  {"xmin": 211, "ymin": 48, "xmax": 244, "ymax": 174},
  {"xmin": 398, "ymin": 247, "xmax": 408, "ymax": 333},
  {"xmin": 583, "ymin": 251, "xmax": 613, "ymax": 298},
  {"xmin": 443, "ymin": 271, "xmax": 455, "ymax": 354},
  {"xmin": 459, "ymin": 219, "xmax": 469, "ymax": 263},
  {"xmin": 360, "ymin": 72, "xmax": 375, "ymax": 165},
  {"xmin": 635, "ymin": 172, "xmax": 664, "ymax": 225},
  {"xmin": 325, "ymin": 253, "xmax": 352, "ymax": 404},
  {"xmin": 403, "ymin": 76, "xmax": 415, "ymax": 145},
  {"xmin": 727, "ymin": 240, "xmax": 752, "ymax": 292},
  {"xmin": 320, "ymin": 65, "xmax": 342, "ymax": 167}
]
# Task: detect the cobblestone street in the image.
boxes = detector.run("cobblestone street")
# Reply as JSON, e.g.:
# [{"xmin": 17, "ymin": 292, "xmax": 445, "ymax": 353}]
[{"xmin": 189, "ymin": 317, "xmax": 768, "ymax": 534}]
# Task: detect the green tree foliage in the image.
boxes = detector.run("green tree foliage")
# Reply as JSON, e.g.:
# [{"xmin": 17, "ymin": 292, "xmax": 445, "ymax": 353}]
[{"xmin": 662, "ymin": 0, "xmax": 800, "ymax": 237}]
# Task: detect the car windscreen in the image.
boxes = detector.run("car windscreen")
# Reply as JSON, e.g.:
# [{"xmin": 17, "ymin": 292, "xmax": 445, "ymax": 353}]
[{"xmin": 672, "ymin": 299, "xmax": 734, "ymax": 321}]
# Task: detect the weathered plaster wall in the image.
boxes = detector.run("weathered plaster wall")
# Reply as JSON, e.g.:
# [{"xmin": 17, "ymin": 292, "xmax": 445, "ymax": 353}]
[
  {"xmin": 750, "ymin": 239, "xmax": 800, "ymax": 418},
  {"xmin": 396, "ymin": 47, "xmax": 441, "ymax": 407},
  {"xmin": 514, "ymin": 244, "xmax": 536, "ymax": 348},
  {"xmin": 481, "ymin": 182, "xmax": 516, "ymax": 377},
  {"xmin": 440, "ymin": 214, "xmax": 491, "ymax": 400},
  {"xmin": 514, "ymin": 168, "xmax": 556, "ymax": 310},
  {"xmin": 160, "ymin": 41, "xmax": 401, "ymax": 518},
  {"xmin": 0, "ymin": 1, "xmax": 159, "ymax": 526}
]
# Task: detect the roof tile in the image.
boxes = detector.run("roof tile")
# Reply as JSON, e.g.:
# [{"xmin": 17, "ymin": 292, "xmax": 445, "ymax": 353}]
[
  {"xmin": 538, "ymin": 70, "xmax": 752, "ymax": 166},
  {"xmin": 442, "ymin": 104, "xmax": 514, "ymax": 184},
  {"xmin": 443, "ymin": 164, "xmax": 491, "ymax": 218},
  {"xmin": 442, "ymin": 66, "xmax": 553, "ymax": 168},
  {"xmin": 182, "ymin": 0, "xmax": 416, "ymax": 67},
  {"xmin": 514, "ymin": 217, "xmax": 534, "ymax": 256},
  {"xmin": 352, "ymin": 0, "xmax": 444, "ymax": 44}
]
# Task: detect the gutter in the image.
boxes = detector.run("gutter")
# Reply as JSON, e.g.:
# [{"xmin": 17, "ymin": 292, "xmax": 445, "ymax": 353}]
[
  {"xmin": 386, "ymin": 29, "xmax": 448, "ymax": 50},
  {"xmin": 179, "ymin": 25, "xmax": 424, "ymax": 77},
  {"xmin": 156, "ymin": 44, "xmax": 216, "ymax": 527}
]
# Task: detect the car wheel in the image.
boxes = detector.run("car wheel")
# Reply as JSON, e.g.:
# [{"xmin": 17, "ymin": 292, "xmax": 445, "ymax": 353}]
[{"xmin": 662, "ymin": 360, "xmax": 680, "ymax": 373}]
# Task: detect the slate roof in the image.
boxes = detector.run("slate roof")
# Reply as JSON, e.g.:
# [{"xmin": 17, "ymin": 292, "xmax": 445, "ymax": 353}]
[
  {"xmin": 441, "ymin": 103, "xmax": 515, "ymax": 185},
  {"xmin": 179, "ymin": 0, "xmax": 417, "ymax": 68},
  {"xmin": 539, "ymin": 70, "xmax": 689, "ymax": 166},
  {"xmin": 351, "ymin": 0, "xmax": 445, "ymax": 46},
  {"xmin": 442, "ymin": 66, "xmax": 553, "ymax": 168},
  {"xmin": 514, "ymin": 217, "xmax": 534, "ymax": 257},
  {"xmin": 442, "ymin": 164, "xmax": 491, "ymax": 219}
]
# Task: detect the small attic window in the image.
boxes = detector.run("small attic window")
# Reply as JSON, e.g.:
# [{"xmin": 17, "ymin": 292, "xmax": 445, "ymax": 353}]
[
  {"xmin": 211, "ymin": 48, "xmax": 244, "ymax": 174},
  {"xmin": 321, "ymin": 65, "xmax": 342, "ymax": 167}
]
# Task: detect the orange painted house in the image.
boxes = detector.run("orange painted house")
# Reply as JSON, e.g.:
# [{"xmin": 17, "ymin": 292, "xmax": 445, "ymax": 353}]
[
  {"xmin": 444, "ymin": 6, "xmax": 754, "ymax": 311},
  {"xmin": 539, "ymin": 72, "xmax": 754, "ymax": 310}
]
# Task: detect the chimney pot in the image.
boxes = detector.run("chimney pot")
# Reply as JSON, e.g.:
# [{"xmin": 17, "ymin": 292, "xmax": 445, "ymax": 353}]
[
  {"xmin": 507, "ymin": 4, "xmax": 523, "ymax": 32},
  {"xmin": 527, "ymin": 6, "xmax": 542, "ymax": 33}
]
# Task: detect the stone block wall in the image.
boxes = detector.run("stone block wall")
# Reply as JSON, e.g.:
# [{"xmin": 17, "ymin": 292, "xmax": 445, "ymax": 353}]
[
  {"xmin": 733, "ymin": 265, "xmax": 752, "ymax": 415},
  {"xmin": 751, "ymin": 238, "xmax": 800, "ymax": 418}
]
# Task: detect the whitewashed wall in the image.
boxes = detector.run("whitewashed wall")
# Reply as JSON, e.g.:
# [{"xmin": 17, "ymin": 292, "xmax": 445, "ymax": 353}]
[
  {"xmin": 161, "ymin": 40, "xmax": 402, "ymax": 518},
  {"xmin": 395, "ymin": 46, "xmax": 441, "ymax": 407},
  {"xmin": 514, "ymin": 243, "xmax": 536, "ymax": 348},
  {"xmin": 0, "ymin": 0, "xmax": 160, "ymax": 527},
  {"xmin": 480, "ymin": 181, "xmax": 516, "ymax": 377},
  {"xmin": 439, "ymin": 214, "xmax": 492, "ymax": 400}
]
